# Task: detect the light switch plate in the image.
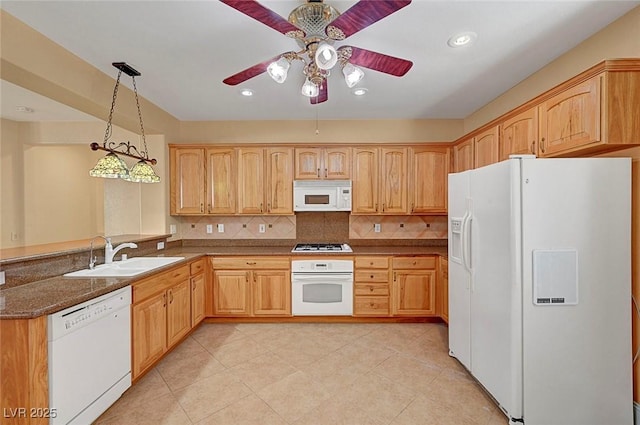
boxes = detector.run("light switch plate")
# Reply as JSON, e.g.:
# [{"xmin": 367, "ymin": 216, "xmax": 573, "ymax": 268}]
[
  {"xmin": 157, "ymin": 242, "xmax": 165, "ymax": 250},
  {"xmin": 206, "ymin": 224, "xmax": 213, "ymax": 234},
  {"xmin": 259, "ymin": 224, "xmax": 266, "ymax": 233},
  {"xmin": 0, "ymin": 271, "xmax": 6, "ymax": 285},
  {"xmin": 217, "ymin": 224, "xmax": 224, "ymax": 233},
  {"xmin": 169, "ymin": 224, "xmax": 177, "ymax": 234},
  {"xmin": 374, "ymin": 223, "xmax": 381, "ymax": 233}
]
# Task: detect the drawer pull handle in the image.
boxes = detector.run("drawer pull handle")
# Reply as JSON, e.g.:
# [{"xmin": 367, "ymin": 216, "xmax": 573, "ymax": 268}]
[{"xmin": 246, "ymin": 262, "xmax": 257, "ymax": 265}]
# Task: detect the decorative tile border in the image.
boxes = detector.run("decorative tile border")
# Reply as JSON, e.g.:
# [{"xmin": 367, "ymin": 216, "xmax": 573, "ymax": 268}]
[{"xmin": 349, "ymin": 215, "xmax": 447, "ymax": 240}]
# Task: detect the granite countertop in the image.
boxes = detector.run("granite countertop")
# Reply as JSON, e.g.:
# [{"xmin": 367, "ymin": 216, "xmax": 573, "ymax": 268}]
[{"xmin": 0, "ymin": 246, "xmax": 447, "ymax": 320}]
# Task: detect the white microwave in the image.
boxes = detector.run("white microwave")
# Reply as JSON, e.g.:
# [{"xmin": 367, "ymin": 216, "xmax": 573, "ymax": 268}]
[{"xmin": 293, "ymin": 180, "xmax": 351, "ymax": 212}]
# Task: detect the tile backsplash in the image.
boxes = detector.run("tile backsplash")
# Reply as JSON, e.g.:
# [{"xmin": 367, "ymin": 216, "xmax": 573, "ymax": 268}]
[{"xmin": 178, "ymin": 213, "xmax": 446, "ymax": 241}]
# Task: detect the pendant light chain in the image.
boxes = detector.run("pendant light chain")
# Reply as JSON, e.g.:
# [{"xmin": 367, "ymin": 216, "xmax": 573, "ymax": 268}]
[
  {"xmin": 103, "ymin": 69, "xmax": 122, "ymax": 145},
  {"xmin": 131, "ymin": 75, "xmax": 149, "ymax": 159}
]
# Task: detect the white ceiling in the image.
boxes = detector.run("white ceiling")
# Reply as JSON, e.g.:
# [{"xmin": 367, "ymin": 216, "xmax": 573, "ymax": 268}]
[{"xmin": 1, "ymin": 0, "xmax": 638, "ymax": 122}]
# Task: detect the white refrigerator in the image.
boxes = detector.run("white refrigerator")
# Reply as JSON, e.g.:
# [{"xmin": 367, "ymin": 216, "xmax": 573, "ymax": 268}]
[{"xmin": 448, "ymin": 156, "xmax": 632, "ymax": 425}]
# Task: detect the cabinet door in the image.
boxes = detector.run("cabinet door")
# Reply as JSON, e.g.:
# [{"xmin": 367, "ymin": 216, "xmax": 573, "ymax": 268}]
[
  {"xmin": 381, "ymin": 148, "xmax": 408, "ymax": 214},
  {"xmin": 410, "ymin": 148, "xmax": 449, "ymax": 213},
  {"xmin": 252, "ymin": 270, "xmax": 291, "ymax": 316},
  {"xmin": 191, "ymin": 273, "xmax": 206, "ymax": 327},
  {"xmin": 474, "ymin": 126, "xmax": 499, "ymax": 168},
  {"xmin": 206, "ymin": 148, "xmax": 236, "ymax": 214},
  {"xmin": 453, "ymin": 139, "xmax": 474, "ymax": 172},
  {"xmin": 132, "ymin": 292, "xmax": 167, "ymax": 379},
  {"xmin": 266, "ymin": 147, "xmax": 293, "ymax": 214},
  {"xmin": 170, "ymin": 148, "xmax": 205, "ymax": 215},
  {"xmin": 294, "ymin": 148, "xmax": 323, "ymax": 179},
  {"xmin": 500, "ymin": 108, "xmax": 538, "ymax": 160},
  {"xmin": 352, "ymin": 148, "xmax": 379, "ymax": 213},
  {"xmin": 237, "ymin": 148, "xmax": 265, "ymax": 214},
  {"xmin": 213, "ymin": 270, "xmax": 251, "ymax": 316},
  {"xmin": 167, "ymin": 280, "xmax": 191, "ymax": 348},
  {"xmin": 539, "ymin": 75, "xmax": 601, "ymax": 157},
  {"xmin": 392, "ymin": 270, "xmax": 436, "ymax": 316},
  {"xmin": 324, "ymin": 147, "xmax": 351, "ymax": 179}
]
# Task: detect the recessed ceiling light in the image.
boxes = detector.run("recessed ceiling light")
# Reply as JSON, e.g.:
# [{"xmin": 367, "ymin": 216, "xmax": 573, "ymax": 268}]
[
  {"xmin": 352, "ymin": 88, "xmax": 368, "ymax": 96},
  {"xmin": 447, "ymin": 31, "xmax": 477, "ymax": 48},
  {"xmin": 240, "ymin": 88, "xmax": 254, "ymax": 97},
  {"xmin": 16, "ymin": 106, "xmax": 35, "ymax": 113}
]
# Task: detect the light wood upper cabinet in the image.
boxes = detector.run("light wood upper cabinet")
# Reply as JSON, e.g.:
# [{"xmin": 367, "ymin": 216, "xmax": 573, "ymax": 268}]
[
  {"xmin": 237, "ymin": 148, "xmax": 265, "ymax": 214},
  {"xmin": 381, "ymin": 148, "xmax": 408, "ymax": 214},
  {"xmin": 170, "ymin": 147, "xmax": 205, "ymax": 215},
  {"xmin": 410, "ymin": 147, "xmax": 449, "ymax": 214},
  {"xmin": 294, "ymin": 147, "xmax": 351, "ymax": 180},
  {"xmin": 500, "ymin": 107, "xmax": 538, "ymax": 160},
  {"xmin": 473, "ymin": 126, "xmax": 499, "ymax": 168},
  {"xmin": 352, "ymin": 147, "xmax": 408, "ymax": 214},
  {"xmin": 539, "ymin": 75, "xmax": 601, "ymax": 157},
  {"xmin": 266, "ymin": 148, "xmax": 294, "ymax": 214},
  {"xmin": 453, "ymin": 138, "xmax": 474, "ymax": 173},
  {"xmin": 237, "ymin": 147, "xmax": 293, "ymax": 215},
  {"xmin": 352, "ymin": 148, "xmax": 379, "ymax": 214},
  {"xmin": 206, "ymin": 148, "xmax": 236, "ymax": 214}
]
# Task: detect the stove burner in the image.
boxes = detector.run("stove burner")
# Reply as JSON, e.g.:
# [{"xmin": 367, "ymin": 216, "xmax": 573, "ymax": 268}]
[{"xmin": 292, "ymin": 243, "xmax": 352, "ymax": 253}]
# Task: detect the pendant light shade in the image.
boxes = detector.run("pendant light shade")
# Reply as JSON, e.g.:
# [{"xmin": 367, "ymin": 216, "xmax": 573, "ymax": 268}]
[
  {"xmin": 89, "ymin": 152, "xmax": 130, "ymax": 179},
  {"xmin": 124, "ymin": 160, "xmax": 161, "ymax": 183}
]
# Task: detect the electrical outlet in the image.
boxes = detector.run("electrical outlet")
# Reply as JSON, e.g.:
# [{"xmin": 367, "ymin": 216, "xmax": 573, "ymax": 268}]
[
  {"xmin": 217, "ymin": 223, "xmax": 224, "ymax": 233},
  {"xmin": 374, "ymin": 223, "xmax": 381, "ymax": 233},
  {"xmin": 206, "ymin": 224, "xmax": 213, "ymax": 234},
  {"xmin": 10, "ymin": 232, "xmax": 18, "ymax": 241},
  {"xmin": 0, "ymin": 271, "xmax": 5, "ymax": 285},
  {"xmin": 169, "ymin": 224, "xmax": 177, "ymax": 234},
  {"xmin": 157, "ymin": 241, "xmax": 165, "ymax": 250},
  {"xmin": 259, "ymin": 224, "xmax": 266, "ymax": 233}
]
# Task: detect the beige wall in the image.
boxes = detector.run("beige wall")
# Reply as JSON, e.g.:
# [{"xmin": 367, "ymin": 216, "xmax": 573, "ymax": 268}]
[
  {"xmin": 464, "ymin": 6, "xmax": 640, "ymax": 133},
  {"xmin": 177, "ymin": 119, "xmax": 463, "ymax": 144},
  {"xmin": 0, "ymin": 118, "xmax": 25, "ymax": 248}
]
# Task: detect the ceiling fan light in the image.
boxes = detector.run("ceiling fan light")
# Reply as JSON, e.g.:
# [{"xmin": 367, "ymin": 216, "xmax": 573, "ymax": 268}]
[
  {"xmin": 315, "ymin": 43, "xmax": 338, "ymax": 70},
  {"xmin": 301, "ymin": 79, "xmax": 319, "ymax": 97},
  {"xmin": 342, "ymin": 63, "xmax": 364, "ymax": 88},
  {"xmin": 267, "ymin": 57, "xmax": 290, "ymax": 83}
]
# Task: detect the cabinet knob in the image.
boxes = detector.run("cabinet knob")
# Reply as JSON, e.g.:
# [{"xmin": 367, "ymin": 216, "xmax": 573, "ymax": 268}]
[
  {"xmin": 369, "ymin": 286, "xmax": 374, "ymax": 292},
  {"xmin": 200, "ymin": 203, "xmax": 204, "ymax": 213},
  {"xmin": 324, "ymin": 168, "xmax": 328, "ymax": 178}
]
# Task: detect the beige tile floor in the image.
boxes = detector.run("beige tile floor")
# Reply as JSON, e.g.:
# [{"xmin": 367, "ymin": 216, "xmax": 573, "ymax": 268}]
[{"xmin": 95, "ymin": 323, "xmax": 508, "ymax": 425}]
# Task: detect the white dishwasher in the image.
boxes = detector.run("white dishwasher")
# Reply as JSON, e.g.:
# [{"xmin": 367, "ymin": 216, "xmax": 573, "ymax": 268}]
[{"xmin": 48, "ymin": 286, "xmax": 131, "ymax": 425}]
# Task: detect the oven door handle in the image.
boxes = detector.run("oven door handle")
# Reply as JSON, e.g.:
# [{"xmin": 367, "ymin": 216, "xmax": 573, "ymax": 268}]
[{"xmin": 291, "ymin": 274, "xmax": 353, "ymax": 282}]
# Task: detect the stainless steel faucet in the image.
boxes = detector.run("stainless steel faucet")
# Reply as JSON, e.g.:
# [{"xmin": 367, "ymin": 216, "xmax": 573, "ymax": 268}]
[{"xmin": 88, "ymin": 236, "xmax": 138, "ymax": 269}]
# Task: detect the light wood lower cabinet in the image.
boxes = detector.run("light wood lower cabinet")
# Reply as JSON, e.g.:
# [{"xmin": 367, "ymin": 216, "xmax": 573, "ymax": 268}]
[
  {"xmin": 354, "ymin": 256, "xmax": 391, "ymax": 316},
  {"xmin": 392, "ymin": 256, "xmax": 436, "ymax": 316},
  {"xmin": 211, "ymin": 257, "xmax": 291, "ymax": 317},
  {"xmin": 438, "ymin": 257, "xmax": 449, "ymax": 323},
  {"xmin": 132, "ymin": 260, "xmax": 204, "ymax": 380}
]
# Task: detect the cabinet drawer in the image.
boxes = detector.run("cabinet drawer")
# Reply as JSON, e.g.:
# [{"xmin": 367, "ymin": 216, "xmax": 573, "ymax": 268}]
[
  {"xmin": 190, "ymin": 258, "xmax": 205, "ymax": 275},
  {"xmin": 133, "ymin": 264, "xmax": 190, "ymax": 303},
  {"xmin": 355, "ymin": 256, "xmax": 389, "ymax": 269},
  {"xmin": 355, "ymin": 270, "xmax": 389, "ymax": 283},
  {"xmin": 354, "ymin": 296, "xmax": 390, "ymax": 316},
  {"xmin": 392, "ymin": 256, "xmax": 436, "ymax": 270},
  {"xmin": 211, "ymin": 257, "xmax": 290, "ymax": 270},
  {"xmin": 355, "ymin": 283, "xmax": 389, "ymax": 296}
]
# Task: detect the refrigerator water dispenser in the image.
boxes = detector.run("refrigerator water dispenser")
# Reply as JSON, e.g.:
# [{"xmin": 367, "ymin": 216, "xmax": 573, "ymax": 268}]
[{"xmin": 532, "ymin": 249, "xmax": 578, "ymax": 305}]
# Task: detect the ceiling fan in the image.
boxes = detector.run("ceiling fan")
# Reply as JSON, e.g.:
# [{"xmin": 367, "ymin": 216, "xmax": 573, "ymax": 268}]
[{"xmin": 220, "ymin": 0, "xmax": 413, "ymax": 104}]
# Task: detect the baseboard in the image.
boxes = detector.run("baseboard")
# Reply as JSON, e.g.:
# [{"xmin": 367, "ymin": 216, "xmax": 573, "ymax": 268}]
[{"xmin": 634, "ymin": 401, "xmax": 640, "ymax": 425}]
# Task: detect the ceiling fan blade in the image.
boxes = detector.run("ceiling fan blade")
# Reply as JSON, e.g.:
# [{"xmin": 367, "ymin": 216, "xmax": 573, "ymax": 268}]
[
  {"xmin": 222, "ymin": 54, "xmax": 285, "ymax": 85},
  {"xmin": 220, "ymin": 0, "xmax": 305, "ymax": 38},
  {"xmin": 326, "ymin": 0, "xmax": 411, "ymax": 40},
  {"xmin": 339, "ymin": 46, "xmax": 412, "ymax": 77},
  {"xmin": 311, "ymin": 81, "xmax": 328, "ymax": 104}
]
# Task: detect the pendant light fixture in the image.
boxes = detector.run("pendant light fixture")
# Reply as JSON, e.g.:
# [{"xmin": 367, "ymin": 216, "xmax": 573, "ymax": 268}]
[{"xmin": 89, "ymin": 62, "xmax": 160, "ymax": 183}]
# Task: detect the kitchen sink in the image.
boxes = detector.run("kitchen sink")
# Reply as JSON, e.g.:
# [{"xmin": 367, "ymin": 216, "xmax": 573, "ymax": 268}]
[{"xmin": 64, "ymin": 256, "xmax": 185, "ymax": 278}]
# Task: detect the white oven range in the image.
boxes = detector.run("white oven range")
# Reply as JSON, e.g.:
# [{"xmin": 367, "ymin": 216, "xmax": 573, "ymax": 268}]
[{"xmin": 291, "ymin": 259, "xmax": 353, "ymax": 316}]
